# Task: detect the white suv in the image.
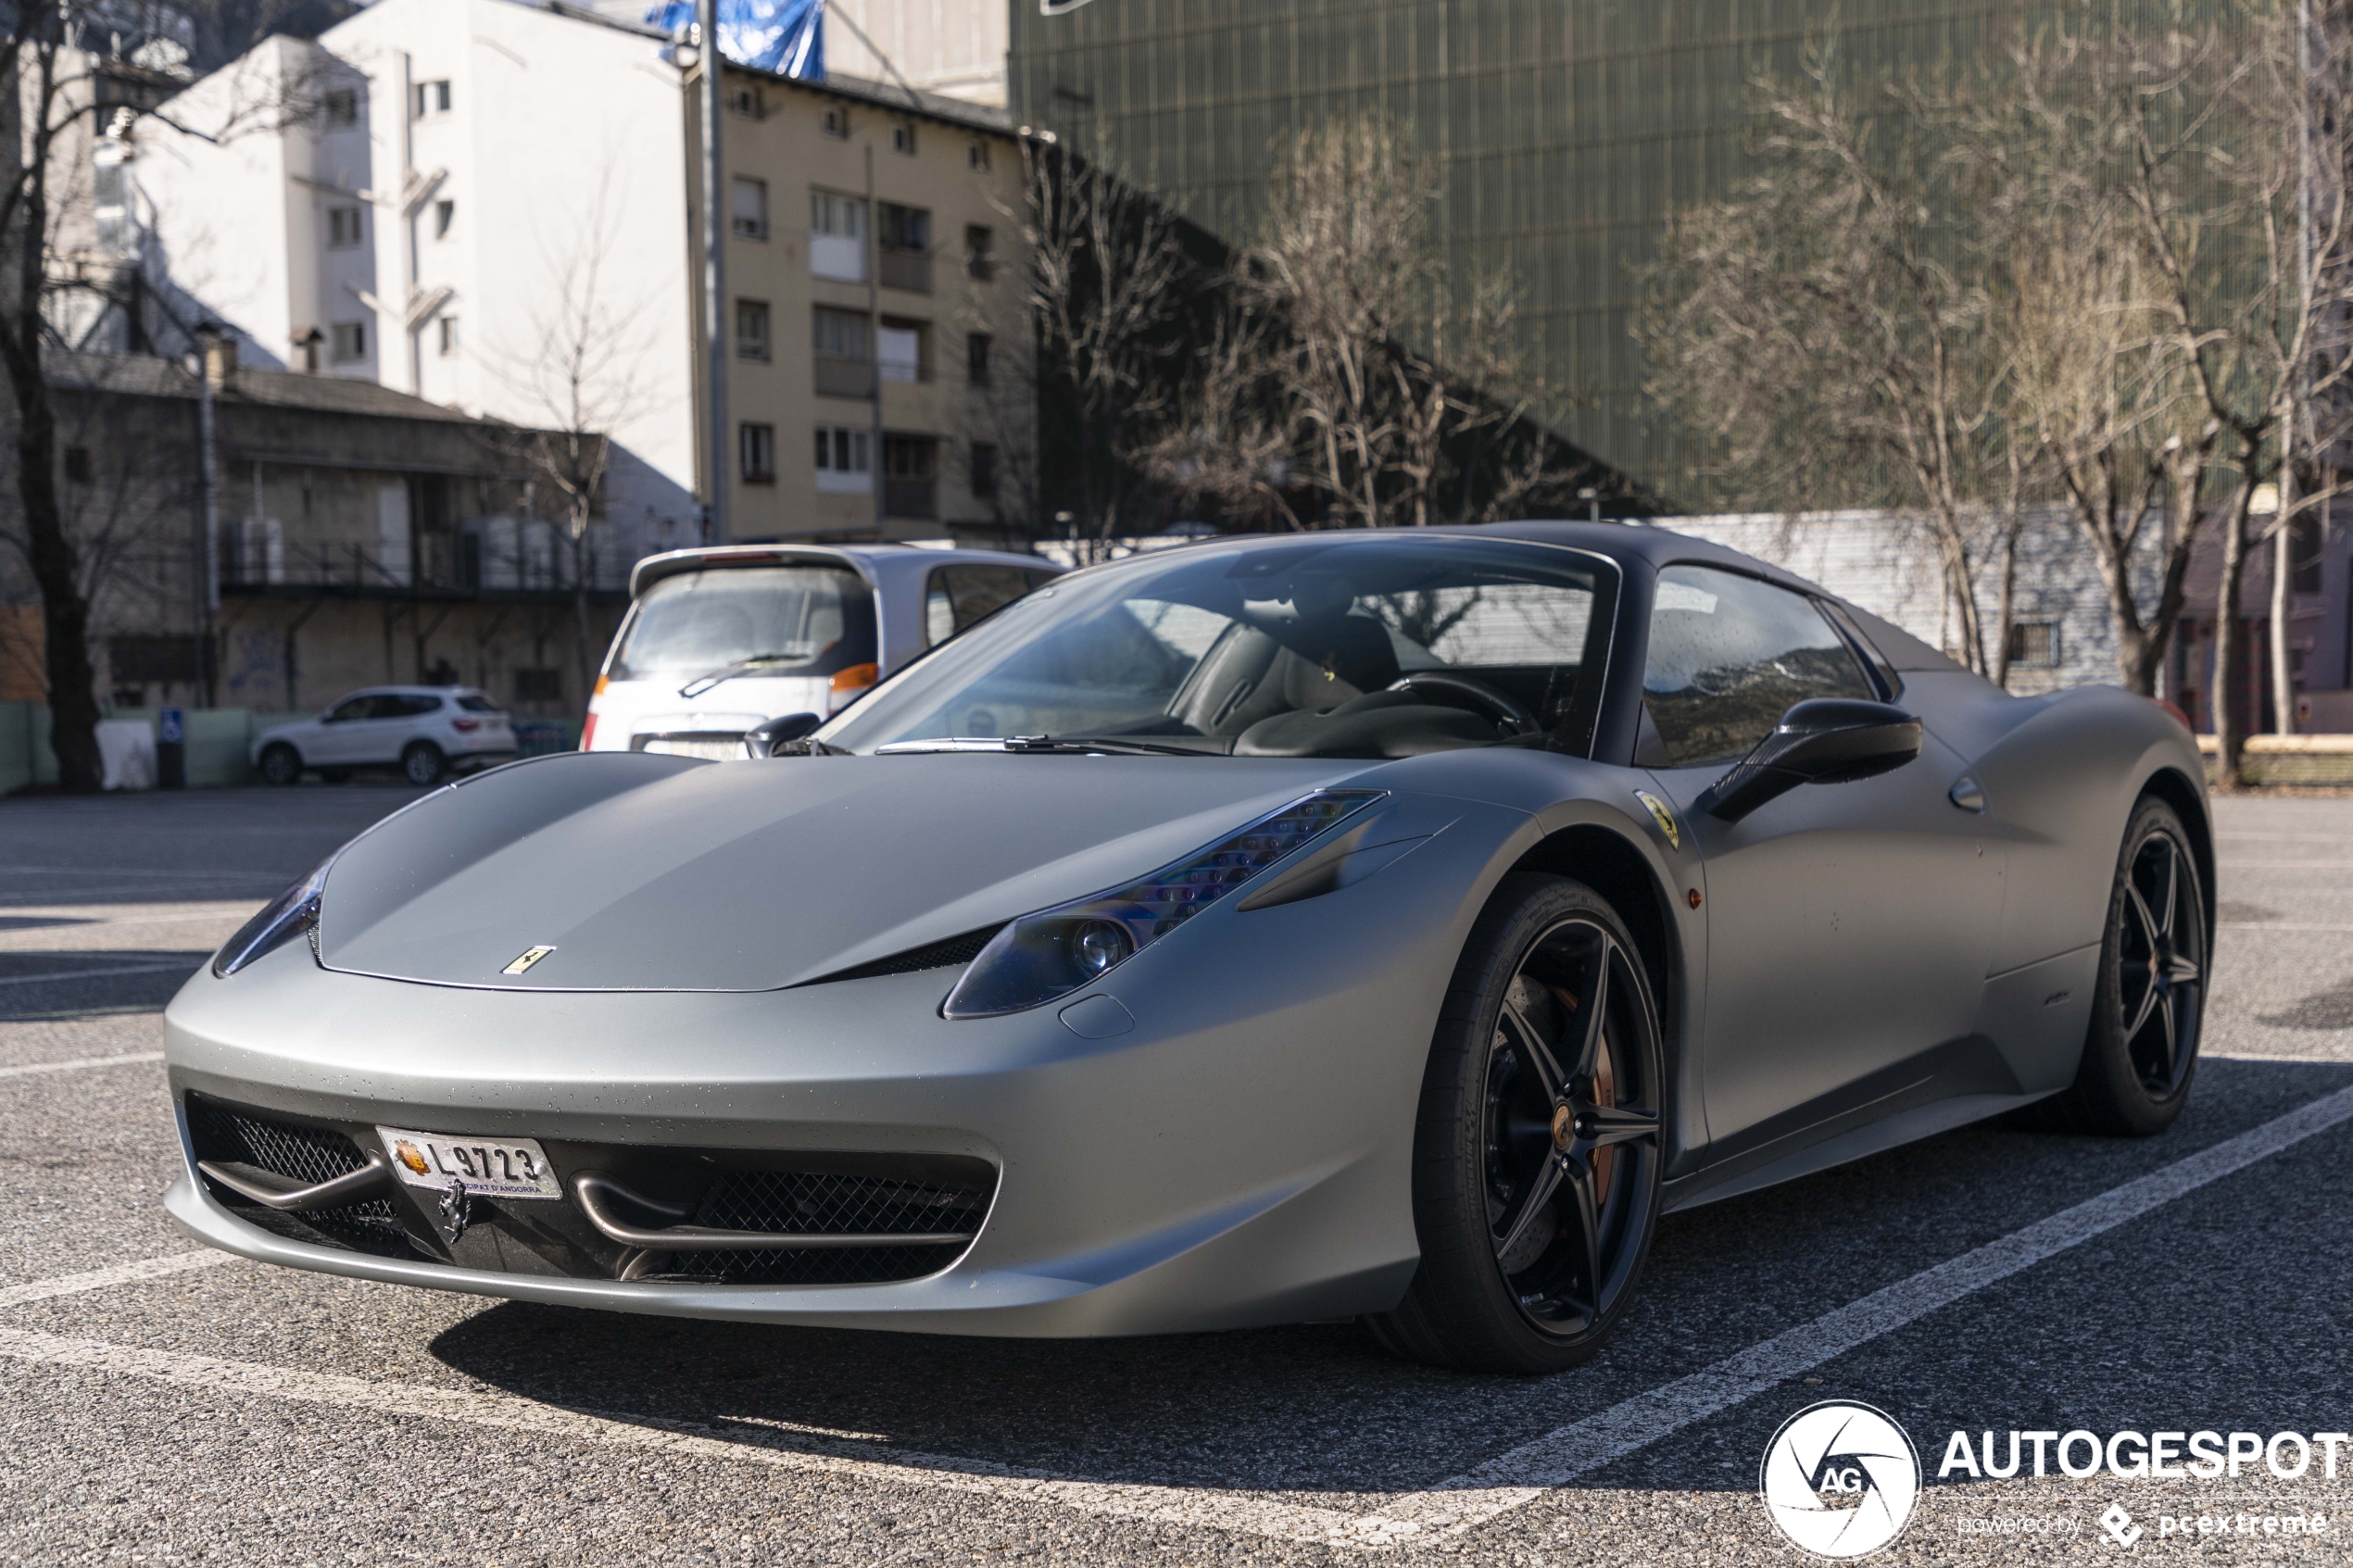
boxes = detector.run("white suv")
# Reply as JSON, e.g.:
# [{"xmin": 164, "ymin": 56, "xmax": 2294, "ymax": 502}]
[
  {"xmin": 584, "ymin": 544, "xmax": 1059, "ymax": 759},
  {"xmin": 253, "ymin": 686, "xmax": 518, "ymax": 787}
]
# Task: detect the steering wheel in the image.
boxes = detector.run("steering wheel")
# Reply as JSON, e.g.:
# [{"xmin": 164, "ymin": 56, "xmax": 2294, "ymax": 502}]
[{"xmin": 1387, "ymin": 671, "xmax": 1541, "ymax": 737}]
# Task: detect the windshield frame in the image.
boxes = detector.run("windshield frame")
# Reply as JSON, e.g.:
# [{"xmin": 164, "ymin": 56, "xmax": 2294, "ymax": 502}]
[{"xmin": 814, "ymin": 533, "xmax": 1623, "ymax": 759}]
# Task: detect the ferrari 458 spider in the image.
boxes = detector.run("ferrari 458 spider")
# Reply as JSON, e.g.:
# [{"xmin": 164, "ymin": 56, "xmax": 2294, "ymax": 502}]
[{"xmin": 164, "ymin": 523, "xmax": 2209, "ymax": 1372}]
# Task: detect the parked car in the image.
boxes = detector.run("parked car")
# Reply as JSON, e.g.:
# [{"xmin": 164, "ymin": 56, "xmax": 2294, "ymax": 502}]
[
  {"xmin": 583, "ymin": 544, "xmax": 1060, "ymax": 759},
  {"xmin": 170, "ymin": 523, "xmax": 2208, "ymax": 1373},
  {"xmin": 252, "ymin": 687, "xmax": 517, "ymax": 787}
]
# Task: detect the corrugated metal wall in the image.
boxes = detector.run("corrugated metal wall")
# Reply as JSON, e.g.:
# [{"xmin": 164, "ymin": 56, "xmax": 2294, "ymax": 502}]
[{"xmin": 1008, "ymin": 1, "xmax": 2188, "ymax": 508}]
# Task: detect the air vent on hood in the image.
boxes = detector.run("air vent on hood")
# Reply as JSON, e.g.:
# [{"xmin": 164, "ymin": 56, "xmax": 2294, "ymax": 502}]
[{"xmin": 805, "ymin": 925, "xmax": 1005, "ymax": 985}]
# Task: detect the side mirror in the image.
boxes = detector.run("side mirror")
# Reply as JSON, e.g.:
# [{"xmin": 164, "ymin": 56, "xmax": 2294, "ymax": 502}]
[
  {"xmin": 1694, "ymin": 698, "xmax": 1921, "ymax": 823},
  {"xmin": 742, "ymin": 711, "xmax": 822, "ymax": 759}
]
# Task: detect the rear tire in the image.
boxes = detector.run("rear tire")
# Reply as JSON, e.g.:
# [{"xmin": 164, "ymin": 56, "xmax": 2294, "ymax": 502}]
[
  {"xmin": 400, "ymin": 742, "xmax": 446, "ymax": 787},
  {"xmin": 2045, "ymin": 797, "xmax": 2206, "ymax": 1136},
  {"xmin": 258, "ymin": 744, "xmax": 301, "ymax": 787},
  {"xmin": 1367, "ymin": 872, "xmax": 1667, "ymax": 1374}
]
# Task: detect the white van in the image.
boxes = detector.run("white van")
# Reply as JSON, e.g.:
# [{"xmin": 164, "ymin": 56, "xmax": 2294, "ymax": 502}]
[{"xmin": 584, "ymin": 544, "xmax": 1059, "ymax": 758}]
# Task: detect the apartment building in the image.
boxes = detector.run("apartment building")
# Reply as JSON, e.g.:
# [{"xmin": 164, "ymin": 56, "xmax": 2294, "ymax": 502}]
[
  {"xmin": 702, "ymin": 61, "xmax": 1029, "ymax": 544},
  {"xmin": 129, "ymin": 0, "xmax": 1036, "ymax": 560},
  {"xmin": 133, "ymin": 0, "xmax": 701, "ymax": 563}
]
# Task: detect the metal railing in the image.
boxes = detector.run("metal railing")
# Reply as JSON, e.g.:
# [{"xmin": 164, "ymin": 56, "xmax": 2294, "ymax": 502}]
[
  {"xmin": 878, "ymin": 248, "xmax": 932, "ymax": 294},
  {"xmin": 883, "ymin": 477, "xmax": 937, "ymax": 520}
]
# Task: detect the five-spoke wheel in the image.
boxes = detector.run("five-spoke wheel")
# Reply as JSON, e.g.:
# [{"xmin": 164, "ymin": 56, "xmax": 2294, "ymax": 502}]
[
  {"xmin": 2050, "ymin": 797, "xmax": 2207, "ymax": 1135},
  {"xmin": 1371, "ymin": 873, "xmax": 1665, "ymax": 1372}
]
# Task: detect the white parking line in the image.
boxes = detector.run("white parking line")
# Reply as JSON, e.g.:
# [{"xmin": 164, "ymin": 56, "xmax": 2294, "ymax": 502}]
[
  {"xmin": 5, "ymin": 1085, "xmax": 2350, "ymax": 1549},
  {"xmin": 0, "ymin": 1250, "xmax": 234, "ymax": 1309},
  {"xmin": 0, "ymin": 961, "xmax": 196, "ymax": 988},
  {"xmin": 0, "ymin": 1051, "xmax": 166, "ymax": 1079}
]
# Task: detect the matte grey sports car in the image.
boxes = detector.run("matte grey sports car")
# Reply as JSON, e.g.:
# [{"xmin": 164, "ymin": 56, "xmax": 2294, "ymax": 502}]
[{"xmin": 164, "ymin": 524, "xmax": 2210, "ymax": 1373}]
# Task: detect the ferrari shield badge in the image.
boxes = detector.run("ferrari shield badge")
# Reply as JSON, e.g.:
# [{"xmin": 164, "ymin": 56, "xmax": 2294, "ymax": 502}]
[
  {"xmin": 500, "ymin": 945, "xmax": 556, "ymax": 976},
  {"xmin": 1632, "ymin": 789, "xmax": 1680, "ymax": 850}
]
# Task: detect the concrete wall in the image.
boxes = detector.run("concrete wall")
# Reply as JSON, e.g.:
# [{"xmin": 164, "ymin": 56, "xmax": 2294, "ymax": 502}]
[{"xmin": 827, "ymin": 0, "xmax": 1009, "ymax": 107}]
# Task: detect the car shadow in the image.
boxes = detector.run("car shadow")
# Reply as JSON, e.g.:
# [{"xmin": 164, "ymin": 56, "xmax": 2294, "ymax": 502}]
[
  {"xmin": 426, "ymin": 1056, "xmax": 2353, "ymax": 1500},
  {"xmin": 0, "ymin": 947, "xmax": 209, "ymax": 1022}
]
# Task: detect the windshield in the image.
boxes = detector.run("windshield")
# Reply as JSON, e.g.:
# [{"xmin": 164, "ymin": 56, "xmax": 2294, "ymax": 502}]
[
  {"xmin": 821, "ymin": 536, "xmax": 1617, "ymax": 759},
  {"xmin": 610, "ymin": 566, "xmax": 876, "ymax": 682}
]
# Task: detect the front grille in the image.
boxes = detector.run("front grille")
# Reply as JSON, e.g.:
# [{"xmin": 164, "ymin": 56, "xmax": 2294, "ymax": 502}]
[
  {"xmin": 670, "ymin": 1164, "xmax": 995, "ymax": 1286},
  {"xmin": 184, "ymin": 1096, "xmax": 412, "ymax": 1258}
]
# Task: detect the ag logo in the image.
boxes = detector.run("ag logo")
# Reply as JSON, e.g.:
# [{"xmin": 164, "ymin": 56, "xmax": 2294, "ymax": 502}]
[{"xmin": 1758, "ymin": 1400, "xmax": 1921, "ymax": 1560}]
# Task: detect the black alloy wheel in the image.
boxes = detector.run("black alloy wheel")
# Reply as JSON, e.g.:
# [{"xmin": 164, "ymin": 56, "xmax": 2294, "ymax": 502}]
[
  {"xmin": 1371, "ymin": 873, "xmax": 1666, "ymax": 1373},
  {"xmin": 2050, "ymin": 797, "xmax": 2207, "ymax": 1136},
  {"xmin": 258, "ymin": 744, "xmax": 301, "ymax": 787},
  {"xmin": 401, "ymin": 741, "xmax": 446, "ymax": 787}
]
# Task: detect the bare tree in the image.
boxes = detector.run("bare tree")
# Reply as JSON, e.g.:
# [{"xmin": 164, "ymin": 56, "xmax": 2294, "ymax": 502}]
[
  {"xmin": 1642, "ymin": 49, "xmax": 2013, "ymax": 675},
  {"xmin": 1006, "ymin": 133, "xmax": 1194, "ymax": 558},
  {"xmin": 0, "ymin": 7, "xmax": 319, "ymax": 787},
  {"xmin": 483, "ymin": 173, "xmax": 648, "ymax": 708},
  {"xmin": 1158, "ymin": 114, "xmax": 1592, "ymax": 531}
]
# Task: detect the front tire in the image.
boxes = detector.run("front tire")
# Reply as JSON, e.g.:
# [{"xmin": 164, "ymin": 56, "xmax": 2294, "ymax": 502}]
[
  {"xmin": 2047, "ymin": 797, "xmax": 2207, "ymax": 1136},
  {"xmin": 258, "ymin": 744, "xmax": 302, "ymax": 787},
  {"xmin": 400, "ymin": 742, "xmax": 446, "ymax": 787},
  {"xmin": 1368, "ymin": 873, "xmax": 1667, "ymax": 1374}
]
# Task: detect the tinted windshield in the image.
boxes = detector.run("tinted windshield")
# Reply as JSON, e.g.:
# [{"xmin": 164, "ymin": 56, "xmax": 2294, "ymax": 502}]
[
  {"xmin": 822, "ymin": 536, "xmax": 1617, "ymax": 759},
  {"xmin": 610, "ymin": 566, "xmax": 876, "ymax": 681}
]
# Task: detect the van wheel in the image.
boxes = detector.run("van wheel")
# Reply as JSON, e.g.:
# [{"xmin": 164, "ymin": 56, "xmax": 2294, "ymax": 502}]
[
  {"xmin": 401, "ymin": 742, "xmax": 446, "ymax": 787},
  {"xmin": 258, "ymin": 744, "xmax": 302, "ymax": 787}
]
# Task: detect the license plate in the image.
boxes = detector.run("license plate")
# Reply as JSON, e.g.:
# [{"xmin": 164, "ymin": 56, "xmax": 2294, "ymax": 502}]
[{"xmin": 375, "ymin": 1127, "xmax": 562, "ymax": 1201}]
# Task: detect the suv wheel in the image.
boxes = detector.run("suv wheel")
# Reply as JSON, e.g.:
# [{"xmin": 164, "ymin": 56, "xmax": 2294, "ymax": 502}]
[
  {"xmin": 401, "ymin": 741, "xmax": 446, "ymax": 787},
  {"xmin": 258, "ymin": 744, "xmax": 302, "ymax": 787}
]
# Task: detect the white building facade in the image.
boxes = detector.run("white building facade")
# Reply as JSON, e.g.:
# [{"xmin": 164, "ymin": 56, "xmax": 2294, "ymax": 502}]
[{"xmin": 133, "ymin": 0, "xmax": 702, "ymax": 561}]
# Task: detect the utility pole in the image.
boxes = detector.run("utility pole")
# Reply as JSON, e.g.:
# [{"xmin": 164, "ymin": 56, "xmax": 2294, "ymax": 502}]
[
  {"xmin": 697, "ymin": 0, "xmax": 729, "ymax": 544},
  {"xmin": 2272, "ymin": 0, "xmax": 2314, "ymax": 734},
  {"xmin": 867, "ymin": 142, "xmax": 884, "ymax": 534},
  {"xmin": 195, "ymin": 325, "xmax": 222, "ymax": 706}
]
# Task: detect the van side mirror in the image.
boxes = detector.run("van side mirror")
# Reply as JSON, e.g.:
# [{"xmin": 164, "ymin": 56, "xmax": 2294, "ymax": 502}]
[
  {"xmin": 1694, "ymin": 698, "xmax": 1921, "ymax": 823},
  {"xmin": 742, "ymin": 712, "xmax": 822, "ymax": 759}
]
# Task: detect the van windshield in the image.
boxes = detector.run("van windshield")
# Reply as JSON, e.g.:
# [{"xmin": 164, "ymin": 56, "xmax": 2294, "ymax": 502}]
[{"xmin": 610, "ymin": 567, "xmax": 876, "ymax": 682}]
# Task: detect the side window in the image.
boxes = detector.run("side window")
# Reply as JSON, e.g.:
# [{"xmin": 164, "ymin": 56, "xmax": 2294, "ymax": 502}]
[
  {"xmin": 924, "ymin": 565, "xmax": 1037, "ymax": 646},
  {"xmin": 327, "ymin": 696, "xmax": 373, "ymax": 722},
  {"xmin": 1640, "ymin": 566, "xmax": 1876, "ymax": 769}
]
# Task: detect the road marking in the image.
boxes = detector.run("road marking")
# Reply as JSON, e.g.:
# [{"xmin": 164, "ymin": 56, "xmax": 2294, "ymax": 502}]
[
  {"xmin": 0, "ymin": 1323, "xmax": 1411, "ymax": 1548},
  {"xmin": 0, "ymin": 1051, "xmax": 165, "ymax": 1079},
  {"xmin": 0, "ymin": 1250, "xmax": 234, "ymax": 1309},
  {"xmin": 0, "ymin": 961, "xmax": 197, "ymax": 988},
  {"xmin": 2218, "ymin": 922, "xmax": 2353, "ymax": 931},
  {"xmin": 1375, "ymin": 1079, "xmax": 2353, "ymax": 1538},
  {"xmin": 6, "ymin": 1085, "xmax": 2350, "ymax": 1549},
  {"xmin": 2216, "ymin": 859, "xmax": 2353, "ymax": 868}
]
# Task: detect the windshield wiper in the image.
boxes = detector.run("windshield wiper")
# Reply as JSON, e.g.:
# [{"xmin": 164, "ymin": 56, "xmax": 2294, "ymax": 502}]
[
  {"xmin": 869, "ymin": 734, "xmax": 1211, "ymax": 758},
  {"xmin": 1002, "ymin": 734, "xmax": 1212, "ymax": 757},
  {"xmin": 677, "ymin": 653, "xmax": 804, "ymax": 698}
]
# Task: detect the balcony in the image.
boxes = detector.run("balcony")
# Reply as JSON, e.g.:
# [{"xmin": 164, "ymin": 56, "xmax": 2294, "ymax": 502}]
[
  {"xmin": 884, "ymin": 477, "xmax": 936, "ymax": 520},
  {"xmin": 878, "ymin": 247, "xmax": 932, "ymax": 294},
  {"xmin": 814, "ymin": 357, "xmax": 875, "ymax": 399}
]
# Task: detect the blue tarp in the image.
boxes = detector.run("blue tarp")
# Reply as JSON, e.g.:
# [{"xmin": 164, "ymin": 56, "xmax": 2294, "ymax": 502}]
[{"xmin": 646, "ymin": 0, "xmax": 824, "ymax": 80}]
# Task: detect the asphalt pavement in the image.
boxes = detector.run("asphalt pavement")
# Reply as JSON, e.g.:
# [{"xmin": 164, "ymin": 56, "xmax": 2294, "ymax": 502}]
[{"xmin": 2, "ymin": 782, "xmax": 2350, "ymax": 1566}]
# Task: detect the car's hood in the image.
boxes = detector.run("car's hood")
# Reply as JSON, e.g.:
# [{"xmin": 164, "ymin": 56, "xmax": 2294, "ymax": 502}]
[{"xmin": 315, "ymin": 751, "xmax": 1369, "ymax": 991}]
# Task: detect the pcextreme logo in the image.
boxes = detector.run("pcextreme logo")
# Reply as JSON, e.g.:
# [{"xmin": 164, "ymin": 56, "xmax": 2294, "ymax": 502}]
[{"xmin": 1759, "ymin": 1401, "xmax": 1923, "ymax": 1560}]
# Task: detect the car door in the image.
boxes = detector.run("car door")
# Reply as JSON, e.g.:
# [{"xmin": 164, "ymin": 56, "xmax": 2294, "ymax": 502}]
[
  {"xmin": 1634, "ymin": 565, "xmax": 2003, "ymax": 1165},
  {"xmin": 308, "ymin": 696, "xmax": 378, "ymax": 764}
]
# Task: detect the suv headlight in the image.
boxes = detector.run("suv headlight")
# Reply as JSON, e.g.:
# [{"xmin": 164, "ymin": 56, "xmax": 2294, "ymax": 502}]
[
  {"xmin": 941, "ymin": 789, "xmax": 1386, "ymax": 1019},
  {"xmin": 212, "ymin": 859, "xmax": 330, "ymax": 978}
]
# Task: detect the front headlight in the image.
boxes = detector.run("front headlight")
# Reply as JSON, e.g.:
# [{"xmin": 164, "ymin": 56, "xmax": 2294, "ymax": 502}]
[
  {"xmin": 941, "ymin": 789, "xmax": 1386, "ymax": 1019},
  {"xmin": 212, "ymin": 859, "xmax": 331, "ymax": 978}
]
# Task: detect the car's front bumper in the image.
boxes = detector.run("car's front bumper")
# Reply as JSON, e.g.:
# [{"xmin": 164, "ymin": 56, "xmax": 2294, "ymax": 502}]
[{"xmin": 156, "ymin": 828, "xmax": 1506, "ymax": 1333}]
